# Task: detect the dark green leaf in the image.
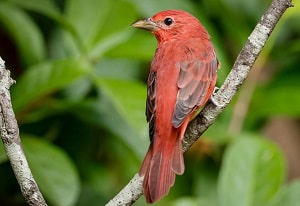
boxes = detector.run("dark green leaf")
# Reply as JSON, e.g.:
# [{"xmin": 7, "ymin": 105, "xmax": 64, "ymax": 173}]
[
  {"xmin": 7, "ymin": 0, "xmax": 62, "ymax": 20},
  {"xmin": 22, "ymin": 136, "xmax": 80, "ymax": 206},
  {"xmin": 0, "ymin": 2, "xmax": 46, "ymax": 66},
  {"xmin": 0, "ymin": 140, "xmax": 8, "ymax": 164}
]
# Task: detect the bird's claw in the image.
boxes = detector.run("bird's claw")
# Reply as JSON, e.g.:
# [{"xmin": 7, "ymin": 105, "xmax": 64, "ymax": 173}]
[
  {"xmin": 210, "ymin": 87, "xmax": 225, "ymax": 107},
  {"xmin": 213, "ymin": 86, "xmax": 219, "ymax": 94}
]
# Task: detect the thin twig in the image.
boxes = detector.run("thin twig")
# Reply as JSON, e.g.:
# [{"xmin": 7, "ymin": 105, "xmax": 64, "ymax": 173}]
[
  {"xmin": 0, "ymin": 57, "xmax": 47, "ymax": 206},
  {"xmin": 107, "ymin": 0, "xmax": 293, "ymax": 204}
]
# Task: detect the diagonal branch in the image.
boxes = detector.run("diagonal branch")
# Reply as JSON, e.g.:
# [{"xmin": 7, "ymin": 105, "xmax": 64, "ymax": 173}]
[
  {"xmin": 0, "ymin": 57, "xmax": 47, "ymax": 206},
  {"xmin": 182, "ymin": 0, "xmax": 293, "ymax": 152},
  {"xmin": 107, "ymin": 0, "xmax": 293, "ymax": 205}
]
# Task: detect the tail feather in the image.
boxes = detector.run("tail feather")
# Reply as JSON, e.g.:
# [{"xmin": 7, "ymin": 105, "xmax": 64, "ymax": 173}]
[
  {"xmin": 139, "ymin": 135, "xmax": 184, "ymax": 203},
  {"xmin": 149, "ymin": 152, "xmax": 176, "ymax": 202},
  {"xmin": 172, "ymin": 117, "xmax": 189, "ymax": 175},
  {"xmin": 172, "ymin": 139, "xmax": 184, "ymax": 175},
  {"xmin": 139, "ymin": 144, "xmax": 153, "ymax": 176}
]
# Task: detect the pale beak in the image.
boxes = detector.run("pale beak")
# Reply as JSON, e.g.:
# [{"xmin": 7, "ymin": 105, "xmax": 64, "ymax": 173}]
[{"xmin": 131, "ymin": 18, "xmax": 157, "ymax": 31}]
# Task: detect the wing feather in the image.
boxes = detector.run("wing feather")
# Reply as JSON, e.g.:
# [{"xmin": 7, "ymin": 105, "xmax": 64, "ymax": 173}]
[
  {"xmin": 146, "ymin": 71, "xmax": 157, "ymax": 141},
  {"xmin": 172, "ymin": 57, "xmax": 218, "ymax": 128}
]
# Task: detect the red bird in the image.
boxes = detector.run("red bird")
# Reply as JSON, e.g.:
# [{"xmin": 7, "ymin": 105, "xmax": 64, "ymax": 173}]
[{"xmin": 132, "ymin": 10, "xmax": 219, "ymax": 203}]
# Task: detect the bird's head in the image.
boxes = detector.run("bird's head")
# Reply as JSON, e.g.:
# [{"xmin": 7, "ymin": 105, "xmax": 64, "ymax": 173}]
[{"xmin": 132, "ymin": 10, "xmax": 209, "ymax": 43}]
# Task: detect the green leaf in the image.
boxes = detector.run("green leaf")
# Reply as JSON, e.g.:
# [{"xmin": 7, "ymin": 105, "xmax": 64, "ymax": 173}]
[
  {"xmin": 193, "ymin": 166, "xmax": 218, "ymax": 206},
  {"xmin": 65, "ymin": 0, "xmax": 111, "ymax": 51},
  {"xmin": 95, "ymin": 78, "xmax": 148, "ymax": 159},
  {"xmin": 11, "ymin": 59, "xmax": 90, "ymax": 114},
  {"xmin": 270, "ymin": 180, "xmax": 300, "ymax": 206},
  {"xmin": 252, "ymin": 82, "xmax": 300, "ymax": 117},
  {"xmin": 22, "ymin": 136, "xmax": 80, "ymax": 206},
  {"xmin": 218, "ymin": 135, "xmax": 286, "ymax": 206},
  {"xmin": 88, "ymin": 29, "xmax": 134, "ymax": 61},
  {"xmin": 7, "ymin": 0, "xmax": 83, "ymax": 54},
  {"xmin": 0, "ymin": 2, "xmax": 46, "ymax": 66},
  {"xmin": 48, "ymin": 27, "xmax": 82, "ymax": 59},
  {"xmin": 128, "ymin": 0, "xmax": 196, "ymax": 17},
  {"xmin": 95, "ymin": 58, "xmax": 143, "ymax": 81},
  {"xmin": 7, "ymin": 0, "xmax": 62, "ymax": 20},
  {"xmin": 0, "ymin": 140, "xmax": 8, "ymax": 164},
  {"xmin": 65, "ymin": 0, "xmax": 139, "ymax": 60},
  {"xmin": 17, "ymin": 99, "xmax": 73, "ymax": 124},
  {"xmin": 106, "ymin": 31, "xmax": 156, "ymax": 60},
  {"xmin": 87, "ymin": 0, "xmax": 138, "ymax": 60},
  {"xmin": 170, "ymin": 197, "xmax": 207, "ymax": 206},
  {"xmin": 97, "ymin": 78, "xmax": 147, "ymax": 139},
  {"xmin": 221, "ymin": 0, "xmax": 268, "ymax": 19}
]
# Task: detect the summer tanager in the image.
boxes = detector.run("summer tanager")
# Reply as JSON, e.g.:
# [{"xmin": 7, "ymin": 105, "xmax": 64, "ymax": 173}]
[{"xmin": 132, "ymin": 10, "xmax": 219, "ymax": 203}]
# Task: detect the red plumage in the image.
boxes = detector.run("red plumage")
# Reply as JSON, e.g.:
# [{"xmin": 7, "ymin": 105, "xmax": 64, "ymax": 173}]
[{"xmin": 132, "ymin": 10, "xmax": 219, "ymax": 203}]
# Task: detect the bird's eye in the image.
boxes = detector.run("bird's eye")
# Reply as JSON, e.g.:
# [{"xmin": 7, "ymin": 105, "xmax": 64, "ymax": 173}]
[{"xmin": 164, "ymin": 17, "xmax": 174, "ymax": 26}]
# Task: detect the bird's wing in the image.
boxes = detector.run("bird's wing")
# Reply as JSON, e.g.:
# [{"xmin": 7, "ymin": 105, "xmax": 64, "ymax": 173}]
[
  {"xmin": 172, "ymin": 57, "xmax": 219, "ymax": 128},
  {"xmin": 146, "ymin": 71, "xmax": 156, "ymax": 142}
]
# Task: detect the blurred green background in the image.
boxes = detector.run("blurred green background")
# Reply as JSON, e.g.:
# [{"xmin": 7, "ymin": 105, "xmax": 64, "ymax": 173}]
[{"xmin": 0, "ymin": 0, "xmax": 300, "ymax": 205}]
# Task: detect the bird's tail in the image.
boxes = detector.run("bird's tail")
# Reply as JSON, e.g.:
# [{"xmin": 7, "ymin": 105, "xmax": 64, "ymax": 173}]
[{"xmin": 139, "ymin": 129, "xmax": 185, "ymax": 203}]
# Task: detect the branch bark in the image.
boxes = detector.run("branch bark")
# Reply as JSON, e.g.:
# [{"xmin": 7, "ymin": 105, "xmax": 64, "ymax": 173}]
[
  {"xmin": 106, "ymin": 0, "xmax": 293, "ymax": 205},
  {"xmin": 0, "ymin": 57, "xmax": 47, "ymax": 205}
]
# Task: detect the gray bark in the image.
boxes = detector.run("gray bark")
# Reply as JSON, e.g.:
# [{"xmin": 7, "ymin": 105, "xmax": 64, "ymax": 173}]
[{"xmin": 0, "ymin": 57, "xmax": 47, "ymax": 206}]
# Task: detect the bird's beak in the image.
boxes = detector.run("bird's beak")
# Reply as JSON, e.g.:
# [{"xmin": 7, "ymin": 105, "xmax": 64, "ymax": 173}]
[{"xmin": 131, "ymin": 18, "xmax": 157, "ymax": 31}]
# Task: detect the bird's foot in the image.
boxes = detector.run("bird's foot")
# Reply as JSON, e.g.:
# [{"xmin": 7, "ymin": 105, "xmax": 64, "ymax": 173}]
[{"xmin": 210, "ymin": 87, "xmax": 225, "ymax": 107}]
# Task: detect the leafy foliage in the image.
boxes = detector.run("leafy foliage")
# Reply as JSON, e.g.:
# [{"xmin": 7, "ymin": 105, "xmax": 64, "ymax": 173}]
[
  {"xmin": 0, "ymin": 0, "xmax": 299, "ymax": 205},
  {"xmin": 218, "ymin": 135, "xmax": 285, "ymax": 206},
  {"xmin": 22, "ymin": 136, "xmax": 80, "ymax": 206}
]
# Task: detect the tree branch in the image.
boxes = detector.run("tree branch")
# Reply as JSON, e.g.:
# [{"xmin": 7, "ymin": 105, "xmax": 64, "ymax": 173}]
[
  {"xmin": 182, "ymin": 0, "xmax": 293, "ymax": 151},
  {"xmin": 0, "ymin": 57, "xmax": 47, "ymax": 206},
  {"xmin": 107, "ymin": 0, "xmax": 293, "ymax": 205}
]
